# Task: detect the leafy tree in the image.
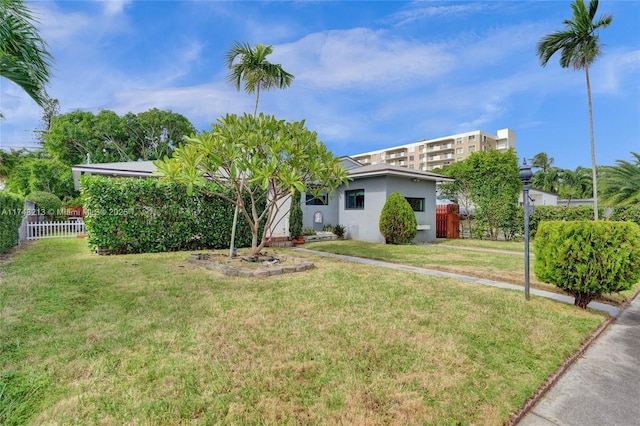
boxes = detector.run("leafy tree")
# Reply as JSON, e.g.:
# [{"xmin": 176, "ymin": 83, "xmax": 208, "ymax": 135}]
[
  {"xmin": 25, "ymin": 190, "xmax": 62, "ymax": 220},
  {"xmin": 226, "ymin": 41, "xmax": 294, "ymax": 117},
  {"xmin": 558, "ymin": 166, "xmax": 592, "ymax": 204},
  {"xmin": 155, "ymin": 113, "xmax": 348, "ymax": 256},
  {"xmin": 5, "ymin": 157, "xmax": 76, "ymax": 198},
  {"xmin": 466, "ymin": 149, "xmax": 521, "ymax": 240},
  {"xmin": 128, "ymin": 108, "xmax": 196, "ymax": 160},
  {"xmin": 537, "ymin": 0, "xmax": 613, "ymax": 220},
  {"xmin": 600, "ymin": 152, "xmax": 640, "ymax": 206},
  {"xmin": 439, "ymin": 161, "xmax": 474, "ymax": 234},
  {"xmin": 0, "ymin": 0, "xmax": 53, "ymax": 114},
  {"xmin": 530, "ymin": 167, "xmax": 561, "ymax": 194},
  {"xmin": 43, "ymin": 109, "xmax": 195, "ymax": 165},
  {"xmin": 379, "ymin": 192, "xmax": 417, "ymax": 244},
  {"xmin": 0, "ymin": 148, "xmax": 26, "ymax": 180},
  {"xmin": 531, "ymin": 152, "xmax": 554, "ymax": 172}
]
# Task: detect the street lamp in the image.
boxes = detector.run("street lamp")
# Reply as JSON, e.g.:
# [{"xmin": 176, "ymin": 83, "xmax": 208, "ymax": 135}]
[{"xmin": 519, "ymin": 159, "xmax": 533, "ymax": 301}]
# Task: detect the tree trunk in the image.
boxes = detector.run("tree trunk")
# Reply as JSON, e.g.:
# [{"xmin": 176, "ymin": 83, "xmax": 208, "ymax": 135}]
[
  {"xmin": 585, "ymin": 66, "xmax": 599, "ymax": 220},
  {"xmin": 574, "ymin": 291, "xmax": 594, "ymax": 309}
]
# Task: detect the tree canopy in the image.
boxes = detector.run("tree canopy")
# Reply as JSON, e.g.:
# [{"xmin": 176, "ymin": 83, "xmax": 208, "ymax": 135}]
[
  {"xmin": 600, "ymin": 152, "xmax": 640, "ymax": 207},
  {"xmin": 43, "ymin": 108, "xmax": 196, "ymax": 165},
  {"xmin": 155, "ymin": 113, "xmax": 349, "ymax": 255}
]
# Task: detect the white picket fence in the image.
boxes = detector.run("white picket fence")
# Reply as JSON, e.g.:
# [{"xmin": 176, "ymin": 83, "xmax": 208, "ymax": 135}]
[{"xmin": 24, "ymin": 220, "xmax": 85, "ymax": 241}]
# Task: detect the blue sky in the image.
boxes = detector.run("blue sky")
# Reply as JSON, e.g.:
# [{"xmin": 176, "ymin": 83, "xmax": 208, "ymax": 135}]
[{"xmin": 1, "ymin": 0, "xmax": 639, "ymax": 169}]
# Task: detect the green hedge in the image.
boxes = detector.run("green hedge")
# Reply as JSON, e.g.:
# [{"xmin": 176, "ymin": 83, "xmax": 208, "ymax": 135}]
[
  {"xmin": 80, "ymin": 176, "xmax": 260, "ymax": 254},
  {"xmin": 609, "ymin": 205, "xmax": 640, "ymax": 226},
  {"xmin": 534, "ymin": 220, "xmax": 640, "ymax": 308},
  {"xmin": 526, "ymin": 205, "xmax": 598, "ymax": 238},
  {"xmin": 0, "ymin": 192, "xmax": 24, "ymax": 254}
]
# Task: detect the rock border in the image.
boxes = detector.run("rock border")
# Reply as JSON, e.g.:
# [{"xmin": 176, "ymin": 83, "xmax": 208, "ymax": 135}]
[{"xmin": 187, "ymin": 253, "xmax": 314, "ymax": 278}]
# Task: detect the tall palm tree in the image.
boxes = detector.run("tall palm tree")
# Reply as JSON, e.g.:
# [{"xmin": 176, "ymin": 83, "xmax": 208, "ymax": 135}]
[
  {"xmin": 0, "ymin": 0, "xmax": 53, "ymax": 113},
  {"xmin": 600, "ymin": 152, "xmax": 640, "ymax": 206},
  {"xmin": 225, "ymin": 41, "xmax": 294, "ymax": 117},
  {"xmin": 559, "ymin": 166, "xmax": 592, "ymax": 205},
  {"xmin": 537, "ymin": 0, "xmax": 613, "ymax": 220},
  {"xmin": 531, "ymin": 152, "xmax": 554, "ymax": 173}
]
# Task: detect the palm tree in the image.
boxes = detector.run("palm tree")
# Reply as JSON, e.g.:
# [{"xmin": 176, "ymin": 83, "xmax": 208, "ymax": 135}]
[
  {"xmin": 600, "ymin": 152, "xmax": 640, "ymax": 206},
  {"xmin": 531, "ymin": 152, "xmax": 554, "ymax": 172},
  {"xmin": 0, "ymin": 0, "xmax": 53, "ymax": 113},
  {"xmin": 559, "ymin": 167, "xmax": 592, "ymax": 205},
  {"xmin": 225, "ymin": 41, "xmax": 294, "ymax": 117},
  {"xmin": 537, "ymin": 0, "xmax": 613, "ymax": 220},
  {"xmin": 531, "ymin": 167, "xmax": 561, "ymax": 194}
]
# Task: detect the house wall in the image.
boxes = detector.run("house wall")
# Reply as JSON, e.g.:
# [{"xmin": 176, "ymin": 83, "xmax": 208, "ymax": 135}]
[
  {"xmin": 337, "ymin": 176, "xmax": 438, "ymax": 243},
  {"xmin": 301, "ymin": 192, "xmax": 340, "ymax": 231}
]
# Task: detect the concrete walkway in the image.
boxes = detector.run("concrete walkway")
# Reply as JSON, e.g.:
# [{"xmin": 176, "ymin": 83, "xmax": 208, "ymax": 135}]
[
  {"xmin": 293, "ymin": 247, "xmax": 639, "ymax": 425},
  {"xmin": 293, "ymin": 248, "xmax": 618, "ymax": 316},
  {"xmin": 517, "ymin": 294, "xmax": 640, "ymax": 425}
]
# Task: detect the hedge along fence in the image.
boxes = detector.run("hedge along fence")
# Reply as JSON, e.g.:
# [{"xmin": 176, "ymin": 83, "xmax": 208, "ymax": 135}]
[
  {"xmin": 534, "ymin": 220, "xmax": 640, "ymax": 309},
  {"xmin": 526, "ymin": 205, "xmax": 599, "ymax": 238},
  {"xmin": 0, "ymin": 192, "xmax": 24, "ymax": 254},
  {"xmin": 80, "ymin": 175, "xmax": 262, "ymax": 254}
]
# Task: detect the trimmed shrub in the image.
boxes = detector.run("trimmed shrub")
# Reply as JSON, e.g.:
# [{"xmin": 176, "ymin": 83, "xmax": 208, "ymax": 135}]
[
  {"xmin": 609, "ymin": 205, "xmax": 640, "ymax": 226},
  {"xmin": 379, "ymin": 192, "xmax": 417, "ymax": 244},
  {"xmin": 80, "ymin": 175, "xmax": 262, "ymax": 254},
  {"xmin": 25, "ymin": 191, "xmax": 62, "ymax": 220},
  {"xmin": 534, "ymin": 220, "xmax": 640, "ymax": 309},
  {"xmin": 0, "ymin": 192, "xmax": 24, "ymax": 254},
  {"xmin": 528, "ymin": 205, "xmax": 598, "ymax": 238},
  {"xmin": 288, "ymin": 190, "xmax": 303, "ymax": 238}
]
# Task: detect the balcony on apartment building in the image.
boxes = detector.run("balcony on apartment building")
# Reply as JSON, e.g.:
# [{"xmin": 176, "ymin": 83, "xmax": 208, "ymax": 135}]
[
  {"xmin": 426, "ymin": 139, "xmax": 455, "ymax": 153},
  {"xmin": 385, "ymin": 149, "xmax": 407, "ymax": 160}
]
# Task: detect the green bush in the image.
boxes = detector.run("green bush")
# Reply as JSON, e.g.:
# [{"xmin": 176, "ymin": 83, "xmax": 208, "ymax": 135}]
[
  {"xmin": 301, "ymin": 227, "xmax": 316, "ymax": 236},
  {"xmin": 333, "ymin": 224, "xmax": 346, "ymax": 239},
  {"xmin": 0, "ymin": 192, "xmax": 24, "ymax": 254},
  {"xmin": 534, "ymin": 220, "xmax": 640, "ymax": 308},
  {"xmin": 80, "ymin": 175, "xmax": 262, "ymax": 254},
  {"xmin": 288, "ymin": 190, "xmax": 303, "ymax": 239},
  {"xmin": 609, "ymin": 205, "xmax": 640, "ymax": 226},
  {"xmin": 25, "ymin": 191, "xmax": 62, "ymax": 220},
  {"xmin": 379, "ymin": 192, "xmax": 417, "ymax": 245}
]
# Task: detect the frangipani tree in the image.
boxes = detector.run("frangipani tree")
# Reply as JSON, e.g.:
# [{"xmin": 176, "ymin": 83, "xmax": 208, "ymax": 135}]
[{"xmin": 155, "ymin": 113, "xmax": 349, "ymax": 256}]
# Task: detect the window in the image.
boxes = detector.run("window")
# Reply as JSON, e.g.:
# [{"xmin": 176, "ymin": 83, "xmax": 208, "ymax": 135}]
[
  {"xmin": 468, "ymin": 135, "xmax": 476, "ymax": 141},
  {"xmin": 405, "ymin": 197, "xmax": 425, "ymax": 212},
  {"xmin": 305, "ymin": 193, "xmax": 328, "ymax": 205},
  {"xmin": 456, "ymin": 148, "xmax": 463, "ymax": 154},
  {"xmin": 345, "ymin": 189, "xmax": 365, "ymax": 209},
  {"xmin": 409, "ymin": 155, "xmax": 414, "ymax": 161},
  {"xmin": 456, "ymin": 138, "xmax": 463, "ymax": 144},
  {"xmin": 468, "ymin": 145, "xmax": 476, "ymax": 153},
  {"xmin": 419, "ymin": 153, "xmax": 425, "ymax": 159}
]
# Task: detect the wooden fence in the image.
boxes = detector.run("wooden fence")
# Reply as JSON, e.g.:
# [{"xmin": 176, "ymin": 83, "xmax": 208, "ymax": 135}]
[
  {"xmin": 436, "ymin": 204, "xmax": 460, "ymax": 239},
  {"xmin": 24, "ymin": 220, "xmax": 85, "ymax": 241}
]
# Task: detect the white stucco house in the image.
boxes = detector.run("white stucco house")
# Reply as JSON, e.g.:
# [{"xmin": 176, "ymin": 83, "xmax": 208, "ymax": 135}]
[{"xmin": 72, "ymin": 157, "xmax": 453, "ymax": 244}]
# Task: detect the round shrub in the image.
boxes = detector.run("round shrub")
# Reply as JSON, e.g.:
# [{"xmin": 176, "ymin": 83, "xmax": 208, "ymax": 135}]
[
  {"xmin": 26, "ymin": 191, "xmax": 62, "ymax": 219},
  {"xmin": 379, "ymin": 192, "xmax": 417, "ymax": 245},
  {"xmin": 534, "ymin": 220, "xmax": 640, "ymax": 309}
]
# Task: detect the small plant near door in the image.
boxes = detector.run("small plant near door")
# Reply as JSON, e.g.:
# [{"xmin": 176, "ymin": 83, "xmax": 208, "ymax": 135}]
[{"xmin": 333, "ymin": 224, "xmax": 346, "ymax": 239}]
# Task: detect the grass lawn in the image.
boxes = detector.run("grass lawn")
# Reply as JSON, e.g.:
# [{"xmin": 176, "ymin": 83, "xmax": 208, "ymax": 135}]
[
  {"xmin": 431, "ymin": 238, "xmax": 527, "ymax": 253},
  {"xmin": 1, "ymin": 239, "xmax": 607, "ymax": 425},
  {"xmin": 304, "ymin": 240, "xmax": 639, "ymax": 306}
]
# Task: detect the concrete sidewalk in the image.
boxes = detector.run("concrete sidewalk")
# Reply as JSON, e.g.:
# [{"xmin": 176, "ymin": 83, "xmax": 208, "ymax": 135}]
[{"xmin": 517, "ymin": 293, "xmax": 640, "ymax": 425}]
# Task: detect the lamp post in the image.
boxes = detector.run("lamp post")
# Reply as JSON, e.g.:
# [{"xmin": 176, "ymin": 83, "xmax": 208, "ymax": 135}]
[{"xmin": 519, "ymin": 159, "xmax": 533, "ymax": 301}]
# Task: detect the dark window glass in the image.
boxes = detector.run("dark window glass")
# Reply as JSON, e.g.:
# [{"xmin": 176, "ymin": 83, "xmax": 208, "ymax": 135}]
[
  {"xmin": 345, "ymin": 189, "xmax": 365, "ymax": 209},
  {"xmin": 405, "ymin": 197, "xmax": 425, "ymax": 212},
  {"xmin": 305, "ymin": 193, "xmax": 328, "ymax": 205}
]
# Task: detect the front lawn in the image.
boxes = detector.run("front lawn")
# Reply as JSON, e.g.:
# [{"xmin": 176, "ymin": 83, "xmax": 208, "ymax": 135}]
[
  {"xmin": 1, "ymin": 239, "xmax": 605, "ymax": 425},
  {"xmin": 304, "ymin": 240, "xmax": 639, "ymax": 305}
]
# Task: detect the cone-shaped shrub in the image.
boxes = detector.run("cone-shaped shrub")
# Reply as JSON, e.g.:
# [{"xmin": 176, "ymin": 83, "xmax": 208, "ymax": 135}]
[
  {"xmin": 379, "ymin": 192, "xmax": 417, "ymax": 244},
  {"xmin": 534, "ymin": 220, "xmax": 640, "ymax": 309},
  {"xmin": 289, "ymin": 190, "xmax": 303, "ymax": 238}
]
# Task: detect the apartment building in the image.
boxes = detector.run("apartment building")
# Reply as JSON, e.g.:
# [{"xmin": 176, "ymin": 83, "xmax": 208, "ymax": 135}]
[{"xmin": 351, "ymin": 128, "xmax": 516, "ymax": 171}]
